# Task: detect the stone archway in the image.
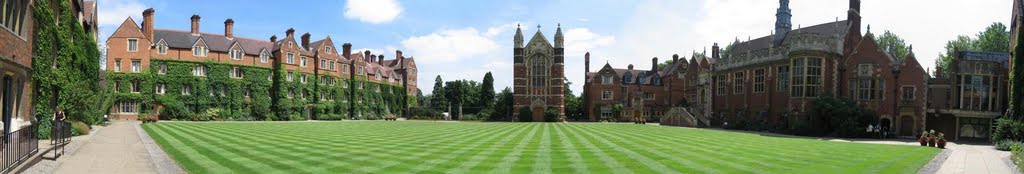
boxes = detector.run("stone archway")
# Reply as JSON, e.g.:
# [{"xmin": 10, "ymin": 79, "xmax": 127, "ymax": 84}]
[{"xmin": 899, "ymin": 115, "xmax": 915, "ymax": 137}]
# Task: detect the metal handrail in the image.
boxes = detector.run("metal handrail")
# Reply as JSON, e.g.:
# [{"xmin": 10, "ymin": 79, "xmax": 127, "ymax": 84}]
[
  {"xmin": 50, "ymin": 121, "xmax": 71, "ymax": 159},
  {"xmin": 0, "ymin": 124, "xmax": 38, "ymax": 174}
]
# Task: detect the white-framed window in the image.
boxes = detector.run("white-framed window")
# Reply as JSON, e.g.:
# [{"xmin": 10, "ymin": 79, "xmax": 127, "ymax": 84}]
[
  {"xmin": 733, "ymin": 71, "xmax": 744, "ymax": 94},
  {"xmin": 131, "ymin": 59, "xmax": 141, "ymax": 72},
  {"xmin": 287, "ymin": 89, "xmax": 295, "ymax": 99},
  {"xmin": 230, "ymin": 66, "xmax": 243, "ymax": 78},
  {"xmin": 320, "ymin": 59, "xmax": 327, "ymax": 69},
  {"xmin": 127, "ymin": 38, "xmax": 139, "ymax": 52},
  {"xmin": 777, "ymin": 65, "xmax": 789, "ymax": 92},
  {"xmin": 260, "ymin": 51, "xmax": 269, "ymax": 63},
  {"xmin": 791, "ymin": 57, "xmax": 822, "ymax": 97},
  {"xmin": 753, "ymin": 68, "xmax": 765, "ymax": 93},
  {"xmin": 114, "ymin": 59, "xmax": 122, "ymax": 72},
  {"xmin": 157, "ymin": 63, "xmax": 167, "ymax": 74},
  {"xmin": 119, "ymin": 102, "xmax": 138, "ymax": 114},
  {"xmin": 342, "ymin": 80, "xmax": 348, "ymax": 88},
  {"xmin": 330, "ymin": 61, "xmax": 336, "ymax": 70},
  {"xmin": 287, "ymin": 71, "xmax": 294, "ymax": 81},
  {"xmin": 131, "ymin": 80, "xmax": 141, "ymax": 93},
  {"xmin": 602, "ymin": 75, "xmax": 612, "ymax": 84},
  {"xmin": 301, "ymin": 56, "xmax": 308, "ymax": 67},
  {"xmin": 849, "ymin": 79, "xmax": 884, "ymax": 100},
  {"xmin": 157, "ymin": 42, "xmax": 168, "ymax": 54},
  {"xmin": 113, "ymin": 82, "xmax": 120, "ymax": 93},
  {"xmin": 716, "ymin": 75, "xmax": 727, "ymax": 96},
  {"xmin": 182, "ymin": 84, "xmax": 192, "ymax": 95},
  {"xmin": 192, "ymin": 65, "xmax": 206, "ymax": 76},
  {"xmin": 600, "ymin": 106, "xmax": 612, "ymax": 120},
  {"xmin": 342, "ymin": 64, "xmax": 350, "ymax": 73},
  {"xmin": 230, "ymin": 49, "xmax": 243, "ymax": 60},
  {"xmin": 268, "ymin": 74, "xmax": 272, "ymax": 81},
  {"xmin": 643, "ymin": 92, "xmax": 655, "ymax": 100},
  {"xmin": 287, "ymin": 52, "xmax": 295, "ymax": 64},
  {"xmin": 155, "ymin": 83, "xmax": 166, "ymax": 94},
  {"xmin": 192, "ymin": 45, "xmax": 208, "ymax": 57},
  {"xmin": 375, "ymin": 71, "xmax": 382, "ymax": 81},
  {"xmin": 301, "ymin": 74, "xmax": 307, "ymax": 83},
  {"xmin": 1, "ymin": 0, "xmax": 30, "ymax": 37},
  {"xmin": 902, "ymin": 86, "xmax": 916, "ymax": 100},
  {"xmin": 602, "ymin": 89, "xmax": 613, "ymax": 100},
  {"xmin": 358, "ymin": 66, "xmax": 364, "ymax": 75},
  {"xmin": 325, "ymin": 46, "xmax": 333, "ymax": 54}
]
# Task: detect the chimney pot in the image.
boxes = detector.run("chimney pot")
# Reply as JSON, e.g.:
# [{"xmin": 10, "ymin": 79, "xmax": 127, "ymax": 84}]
[
  {"xmin": 364, "ymin": 50, "xmax": 371, "ymax": 62},
  {"xmin": 270, "ymin": 35, "xmax": 277, "ymax": 42},
  {"xmin": 628, "ymin": 64, "xmax": 634, "ymax": 70},
  {"xmin": 224, "ymin": 18, "xmax": 234, "ymax": 38},
  {"xmin": 652, "ymin": 57, "xmax": 659, "ymax": 72},
  {"xmin": 190, "ymin": 14, "xmax": 201, "ymax": 35},
  {"xmin": 378, "ymin": 55, "xmax": 384, "ymax": 65},
  {"xmin": 712, "ymin": 43, "xmax": 721, "ymax": 59},
  {"xmin": 142, "ymin": 8, "xmax": 155, "ymax": 40},
  {"xmin": 301, "ymin": 33, "xmax": 311, "ymax": 50},
  {"xmin": 285, "ymin": 28, "xmax": 295, "ymax": 38},
  {"xmin": 342, "ymin": 43, "xmax": 352, "ymax": 58}
]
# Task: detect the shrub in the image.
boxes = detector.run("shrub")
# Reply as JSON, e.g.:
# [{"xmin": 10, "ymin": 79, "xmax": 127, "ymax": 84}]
[
  {"xmin": 996, "ymin": 139, "xmax": 1024, "ymax": 151},
  {"xmin": 1012, "ymin": 144, "xmax": 1024, "ymax": 171},
  {"xmin": 993, "ymin": 118, "xmax": 1024, "ymax": 142},
  {"xmin": 71, "ymin": 121, "xmax": 90, "ymax": 136},
  {"xmin": 544, "ymin": 108, "xmax": 560, "ymax": 122},
  {"xmin": 518, "ymin": 107, "xmax": 533, "ymax": 122},
  {"xmin": 160, "ymin": 101, "xmax": 193, "ymax": 120}
]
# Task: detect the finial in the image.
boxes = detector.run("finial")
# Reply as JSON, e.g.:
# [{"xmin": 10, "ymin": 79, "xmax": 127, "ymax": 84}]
[
  {"xmin": 517, "ymin": 23, "xmax": 520, "ymax": 28},
  {"xmin": 558, "ymin": 23, "xmax": 561, "ymax": 28},
  {"xmin": 867, "ymin": 25, "xmax": 871, "ymax": 33},
  {"xmin": 537, "ymin": 25, "xmax": 541, "ymax": 30}
]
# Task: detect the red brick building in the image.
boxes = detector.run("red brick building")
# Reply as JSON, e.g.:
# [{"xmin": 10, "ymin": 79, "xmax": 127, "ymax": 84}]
[
  {"xmin": 105, "ymin": 8, "xmax": 417, "ymax": 119},
  {"xmin": 926, "ymin": 51, "xmax": 1009, "ymax": 141},
  {"xmin": 513, "ymin": 24, "xmax": 565, "ymax": 121},
  {"xmin": 582, "ymin": 52, "xmax": 713, "ymax": 122}
]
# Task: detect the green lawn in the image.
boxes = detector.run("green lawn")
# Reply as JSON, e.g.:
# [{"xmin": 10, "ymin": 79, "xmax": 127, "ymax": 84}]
[{"xmin": 142, "ymin": 121, "xmax": 940, "ymax": 174}]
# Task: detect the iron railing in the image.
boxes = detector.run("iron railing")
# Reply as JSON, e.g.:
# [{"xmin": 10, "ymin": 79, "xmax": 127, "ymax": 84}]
[
  {"xmin": 0, "ymin": 124, "xmax": 38, "ymax": 174},
  {"xmin": 51, "ymin": 121, "xmax": 71, "ymax": 159}
]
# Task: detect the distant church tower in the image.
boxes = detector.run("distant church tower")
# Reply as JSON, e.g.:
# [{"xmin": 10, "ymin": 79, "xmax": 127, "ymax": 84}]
[
  {"xmin": 774, "ymin": 0, "xmax": 792, "ymax": 44},
  {"xmin": 513, "ymin": 24, "xmax": 566, "ymax": 122}
]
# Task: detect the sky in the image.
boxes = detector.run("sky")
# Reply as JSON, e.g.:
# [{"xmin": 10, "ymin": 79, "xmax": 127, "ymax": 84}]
[{"xmin": 96, "ymin": 0, "xmax": 1014, "ymax": 96}]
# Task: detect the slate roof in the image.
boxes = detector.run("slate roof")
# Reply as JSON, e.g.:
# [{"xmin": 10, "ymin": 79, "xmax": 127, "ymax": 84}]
[
  {"xmin": 83, "ymin": 1, "xmax": 96, "ymax": 25},
  {"xmin": 729, "ymin": 20, "xmax": 849, "ymax": 56},
  {"xmin": 153, "ymin": 29, "xmax": 274, "ymax": 56}
]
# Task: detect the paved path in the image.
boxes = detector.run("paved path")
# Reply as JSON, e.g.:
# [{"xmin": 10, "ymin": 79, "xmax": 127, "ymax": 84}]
[
  {"xmin": 934, "ymin": 143, "xmax": 1016, "ymax": 174},
  {"xmin": 43, "ymin": 121, "xmax": 178, "ymax": 174}
]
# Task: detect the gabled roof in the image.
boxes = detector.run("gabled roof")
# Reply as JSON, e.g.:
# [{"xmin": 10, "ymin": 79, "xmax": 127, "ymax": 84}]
[
  {"xmin": 729, "ymin": 20, "xmax": 849, "ymax": 56},
  {"xmin": 153, "ymin": 29, "xmax": 274, "ymax": 56},
  {"xmin": 526, "ymin": 30, "xmax": 552, "ymax": 48}
]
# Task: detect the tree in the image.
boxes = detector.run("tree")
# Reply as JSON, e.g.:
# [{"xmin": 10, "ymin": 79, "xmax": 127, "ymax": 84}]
[
  {"xmin": 936, "ymin": 23, "xmax": 1009, "ymax": 77},
  {"xmin": 564, "ymin": 80, "xmax": 583, "ymax": 121},
  {"xmin": 656, "ymin": 59, "xmax": 674, "ymax": 70},
  {"xmin": 494, "ymin": 87, "xmax": 514, "ymax": 121},
  {"xmin": 479, "ymin": 72, "xmax": 495, "ymax": 109},
  {"xmin": 805, "ymin": 95, "xmax": 874, "ymax": 138},
  {"xmin": 874, "ymin": 30, "xmax": 910, "ymax": 60},
  {"xmin": 431, "ymin": 75, "xmax": 446, "ymax": 110}
]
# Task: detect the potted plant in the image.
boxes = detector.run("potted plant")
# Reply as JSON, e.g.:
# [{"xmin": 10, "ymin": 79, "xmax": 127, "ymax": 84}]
[
  {"xmin": 918, "ymin": 130, "xmax": 929, "ymax": 146},
  {"xmin": 927, "ymin": 129, "xmax": 936, "ymax": 147},
  {"xmin": 936, "ymin": 132, "xmax": 946, "ymax": 149}
]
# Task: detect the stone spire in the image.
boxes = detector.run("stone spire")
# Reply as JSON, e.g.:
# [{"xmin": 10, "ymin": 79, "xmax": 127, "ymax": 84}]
[
  {"xmin": 773, "ymin": 0, "xmax": 792, "ymax": 44},
  {"xmin": 514, "ymin": 23, "xmax": 524, "ymax": 48},
  {"xmin": 554, "ymin": 23, "xmax": 564, "ymax": 48}
]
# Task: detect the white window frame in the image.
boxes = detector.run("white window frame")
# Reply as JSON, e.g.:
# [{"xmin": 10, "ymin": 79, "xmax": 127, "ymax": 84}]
[
  {"xmin": 182, "ymin": 84, "xmax": 192, "ymax": 95},
  {"xmin": 602, "ymin": 90, "xmax": 613, "ymax": 100},
  {"xmin": 602, "ymin": 75, "xmax": 612, "ymax": 84},
  {"xmin": 193, "ymin": 45, "xmax": 208, "ymax": 57},
  {"xmin": 287, "ymin": 71, "xmax": 294, "ymax": 81},
  {"xmin": 157, "ymin": 41, "xmax": 168, "ymax": 54},
  {"xmin": 301, "ymin": 56, "xmax": 308, "ymax": 67},
  {"xmin": 260, "ymin": 51, "xmax": 269, "ymax": 63},
  {"xmin": 114, "ymin": 59, "xmax": 122, "ymax": 72},
  {"xmin": 902, "ymin": 86, "xmax": 916, "ymax": 100},
  {"xmin": 192, "ymin": 65, "xmax": 206, "ymax": 77},
  {"xmin": 130, "ymin": 80, "xmax": 141, "ymax": 93},
  {"xmin": 127, "ymin": 38, "xmax": 139, "ymax": 52},
  {"xmin": 155, "ymin": 83, "xmax": 166, "ymax": 94},
  {"xmin": 287, "ymin": 52, "xmax": 295, "ymax": 64},
  {"xmin": 119, "ymin": 102, "xmax": 139, "ymax": 114},
  {"xmin": 157, "ymin": 63, "xmax": 167, "ymax": 74},
  {"xmin": 325, "ymin": 46, "xmax": 333, "ymax": 54},
  {"xmin": 230, "ymin": 49, "xmax": 243, "ymax": 60},
  {"xmin": 131, "ymin": 59, "xmax": 141, "ymax": 73}
]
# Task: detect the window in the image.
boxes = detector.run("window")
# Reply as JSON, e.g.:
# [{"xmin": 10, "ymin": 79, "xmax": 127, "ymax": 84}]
[
  {"xmin": 791, "ymin": 57, "xmax": 822, "ymax": 97},
  {"xmin": 330, "ymin": 61, "xmax": 336, "ymax": 70},
  {"xmin": 375, "ymin": 71, "xmax": 382, "ymax": 81},
  {"xmin": 260, "ymin": 51, "xmax": 269, "ymax": 63},
  {"xmin": 602, "ymin": 75, "xmax": 612, "ymax": 84},
  {"xmin": 326, "ymin": 46, "xmax": 333, "ymax": 54},
  {"xmin": 131, "ymin": 59, "xmax": 141, "ymax": 72},
  {"xmin": 131, "ymin": 80, "xmax": 141, "ymax": 93},
  {"xmin": 733, "ymin": 72, "xmax": 744, "ymax": 94},
  {"xmin": 602, "ymin": 90, "xmax": 613, "ymax": 100},
  {"xmin": 777, "ymin": 66, "xmax": 789, "ymax": 92},
  {"xmin": 849, "ymin": 79, "xmax": 884, "ymax": 100},
  {"xmin": 287, "ymin": 71, "xmax": 294, "ymax": 81},
  {"xmin": 753, "ymin": 68, "xmax": 765, "ymax": 93},
  {"xmin": 192, "ymin": 65, "xmax": 206, "ymax": 76},
  {"xmin": 114, "ymin": 59, "xmax": 122, "ymax": 72},
  {"xmin": 716, "ymin": 75, "xmax": 727, "ymax": 96},
  {"xmin": 301, "ymin": 56, "xmax": 308, "ymax": 67},
  {"xmin": 113, "ymin": 81, "xmax": 120, "ymax": 93},
  {"xmin": 287, "ymin": 52, "xmax": 295, "ymax": 64},
  {"xmin": 119, "ymin": 102, "xmax": 138, "ymax": 114},
  {"xmin": 182, "ymin": 84, "xmax": 192, "ymax": 95},
  {"xmin": 127, "ymin": 39, "xmax": 139, "ymax": 52},
  {"xmin": 1, "ymin": 0, "xmax": 30, "ymax": 36},
  {"xmin": 157, "ymin": 42, "xmax": 167, "ymax": 54},
  {"xmin": 623, "ymin": 73, "xmax": 633, "ymax": 84},
  {"xmin": 530, "ymin": 57, "xmax": 547, "ymax": 87},
  {"xmin": 600, "ymin": 106, "xmax": 612, "ymax": 120},
  {"xmin": 230, "ymin": 66, "xmax": 243, "ymax": 78},
  {"xmin": 288, "ymin": 89, "xmax": 295, "ymax": 98},
  {"xmin": 157, "ymin": 63, "xmax": 167, "ymax": 74},
  {"xmin": 902, "ymin": 86, "xmax": 915, "ymax": 100},
  {"xmin": 192, "ymin": 45, "xmax": 208, "ymax": 57},
  {"xmin": 342, "ymin": 64, "xmax": 349, "ymax": 73},
  {"xmin": 638, "ymin": 72, "xmax": 647, "ymax": 84},
  {"xmin": 155, "ymin": 84, "xmax": 166, "ymax": 94},
  {"xmin": 358, "ymin": 66, "xmax": 364, "ymax": 75},
  {"xmin": 301, "ymin": 74, "xmax": 307, "ymax": 83},
  {"xmin": 320, "ymin": 59, "xmax": 327, "ymax": 69},
  {"xmin": 342, "ymin": 81, "xmax": 348, "ymax": 88},
  {"xmin": 643, "ymin": 92, "xmax": 655, "ymax": 100},
  {"xmin": 244, "ymin": 88, "xmax": 251, "ymax": 98},
  {"xmin": 652, "ymin": 74, "xmax": 662, "ymax": 85},
  {"xmin": 230, "ymin": 49, "xmax": 243, "ymax": 60}
]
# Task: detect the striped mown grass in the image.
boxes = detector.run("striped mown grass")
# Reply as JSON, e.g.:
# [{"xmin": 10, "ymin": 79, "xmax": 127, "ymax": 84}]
[{"xmin": 142, "ymin": 121, "xmax": 940, "ymax": 174}]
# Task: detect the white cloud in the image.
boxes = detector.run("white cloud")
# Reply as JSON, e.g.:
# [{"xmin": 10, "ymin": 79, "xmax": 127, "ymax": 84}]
[
  {"xmin": 400, "ymin": 27, "xmax": 502, "ymax": 63},
  {"xmin": 344, "ymin": 0, "xmax": 402, "ymax": 24},
  {"xmin": 96, "ymin": 0, "xmax": 147, "ymax": 27}
]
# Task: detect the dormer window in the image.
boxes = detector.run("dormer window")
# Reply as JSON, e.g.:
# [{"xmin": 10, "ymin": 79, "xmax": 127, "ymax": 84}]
[
  {"xmin": 623, "ymin": 72, "xmax": 633, "ymax": 84},
  {"xmin": 157, "ymin": 42, "xmax": 168, "ymax": 54},
  {"xmin": 652, "ymin": 74, "xmax": 662, "ymax": 85},
  {"xmin": 260, "ymin": 51, "xmax": 269, "ymax": 63},
  {"xmin": 192, "ymin": 45, "xmax": 208, "ymax": 57},
  {"xmin": 230, "ymin": 49, "xmax": 243, "ymax": 60},
  {"xmin": 638, "ymin": 72, "xmax": 647, "ymax": 84}
]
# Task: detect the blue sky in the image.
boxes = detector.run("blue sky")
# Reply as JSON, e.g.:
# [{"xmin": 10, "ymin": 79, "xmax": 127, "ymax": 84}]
[{"xmin": 98, "ymin": 0, "xmax": 1013, "ymax": 96}]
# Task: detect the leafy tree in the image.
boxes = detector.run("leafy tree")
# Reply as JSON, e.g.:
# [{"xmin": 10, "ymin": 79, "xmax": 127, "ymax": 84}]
[
  {"xmin": 937, "ymin": 22, "xmax": 1009, "ymax": 77},
  {"xmin": 493, "ymin": 87, "xmax": 514, "ymax": 121},
  {"xmin": 874, "ymin": 30, "xmax": 910, "ymax": 60},
  {"xmin": 431, "ymin": 75, "xmax": 446, "ymax": 110},
  {"xmin": 656, "ymin": 59, "xmax": 674, "ymax": 70},
  {"xmin": 805, "ymin": 95, "xmax": 874, "ymax": 138},
  {"xmin": 564, "ymin": 80, "xmax": 583, "ymax": 121},
  {"xmin": 479, "ymin": 72, "xmax": 495, "ymax": 110},
  {"xmin": 518, "ymin": 107, "xmax": 533, "ymax": 122}
]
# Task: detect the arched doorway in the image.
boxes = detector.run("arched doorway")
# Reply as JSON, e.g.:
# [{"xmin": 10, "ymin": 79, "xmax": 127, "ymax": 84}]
[
  {"xmin": 531, "ymin": 99, "xmax": 545, "ymax": 122},
  {"xmin": 900, "ymin": 116, "xmax": 914, "ymax": 136},
  {"xmin": 880, "ymin": 118, "xmax": 892, "ymax": 134}
]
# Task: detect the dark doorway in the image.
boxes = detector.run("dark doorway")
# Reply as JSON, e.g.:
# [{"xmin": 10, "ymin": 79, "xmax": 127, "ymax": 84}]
[{"xmin": 900, "ymin": 116, "xmax": 914, "ymax": 136}]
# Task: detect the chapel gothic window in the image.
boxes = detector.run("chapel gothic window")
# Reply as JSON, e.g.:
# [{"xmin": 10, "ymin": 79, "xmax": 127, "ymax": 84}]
[{"xmin": 530, "ymin": 56, "xmax": 547, "ymax": 87}]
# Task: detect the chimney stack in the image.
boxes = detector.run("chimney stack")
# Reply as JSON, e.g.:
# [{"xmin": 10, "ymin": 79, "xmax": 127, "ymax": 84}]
[
  {"xmin": 672, "ymin": 54, "xmax": 679, "ymax": 64},
  {"xmin": 270, "ymin": 35, "xmax": 277, "ymax": 42},
  {"xmin": 142, "ymin": 8, "xmax": 154, "ymax": 40},
  {"xmin": 224, "ymin": 18, "xmax": 234, "ymax": 38},
  {"xmin": 584, "ymin": 52, "xmax": 590, "ymax": 73},
  {"xmin": 848, "ymin": 0, "xmax": 862, "ymax": 37},
  {"xmin": 285, "ymin": 28, "xmax": 295, "ymax": 38},
  {"xmin": 396, "ymin": 50, "xmax": 404, "ymax": 67},
  {"xmin": 342, "ymin": 43, "xmax": 352, "ymax": 58},
  {"xmin": 651, "ymin": 57, "xmax": 659, "ymax": 72},
  {"xmin": 712, "ymin": 43, "xmax": 721, "ymax": 59},
  {"xmin": 369, "ymin": 54, "xmax": 376, "ymax": 63},
  {"xmin": 628, "ymin": 64, "xmax": 634, "ymax": 70},
  {"xmin": 363, "ymin": 50, "xmax": 371, "ymax": 62},
  {"xmin": 378, "ymin": 55, "xmax": 384, "ymax": 65},
  {"xmin": 190, "ymin": 14, "xmax": 201, "ymax": 35},
  {"xmin": 301, "ymin": 32, "xmax": 311, "ymax": 50}
]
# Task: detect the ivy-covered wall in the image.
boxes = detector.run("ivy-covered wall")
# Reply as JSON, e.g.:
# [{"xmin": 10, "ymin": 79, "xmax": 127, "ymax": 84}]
[{"xmin": 107, "ymin": 58, "xmax": 413, "ymax": 121}]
